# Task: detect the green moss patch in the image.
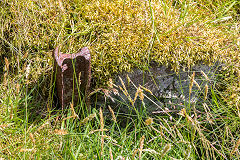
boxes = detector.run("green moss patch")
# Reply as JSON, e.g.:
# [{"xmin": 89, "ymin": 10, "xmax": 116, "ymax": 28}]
[{"xmin": 0, "ymin": 0, "xmax": 239, "ymax": 85}]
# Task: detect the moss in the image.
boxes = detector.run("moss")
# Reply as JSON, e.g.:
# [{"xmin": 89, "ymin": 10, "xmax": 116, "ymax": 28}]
[{"xmin": 0, "ymin": 0, "xmax": 239, "ymax": 87}]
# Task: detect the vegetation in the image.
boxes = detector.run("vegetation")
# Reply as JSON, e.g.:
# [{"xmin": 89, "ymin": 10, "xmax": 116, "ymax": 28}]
[{"xmin": 0, "ymin": 0, "xmax": 239, "ymax": 159}]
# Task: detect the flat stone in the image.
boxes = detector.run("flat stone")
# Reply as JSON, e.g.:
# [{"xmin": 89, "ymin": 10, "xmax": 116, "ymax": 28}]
[
  {"xmin": 53, "ymin": 47, "xmax": 91, "ymax": 109},
  {"xmin": 94, "ymin": 61, "xmax": 223, "ymax": 115}
]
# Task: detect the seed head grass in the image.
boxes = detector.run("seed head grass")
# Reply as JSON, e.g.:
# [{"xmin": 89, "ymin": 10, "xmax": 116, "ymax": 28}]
[{"xmin": 0, "ymin": 0, "xmax": 240, "ymax": 159}]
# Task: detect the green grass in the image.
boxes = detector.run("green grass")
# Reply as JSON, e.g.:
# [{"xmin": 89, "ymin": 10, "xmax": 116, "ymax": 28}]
[{"xmin": 0, "ymin": 0, "xmax": 240, "ymax": 159}]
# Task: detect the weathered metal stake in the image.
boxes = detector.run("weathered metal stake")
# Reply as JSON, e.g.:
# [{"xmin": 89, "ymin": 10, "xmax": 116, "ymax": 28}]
[{"xmin": 53, "ymin": 47, "xmax": 91, "ymax": 109}]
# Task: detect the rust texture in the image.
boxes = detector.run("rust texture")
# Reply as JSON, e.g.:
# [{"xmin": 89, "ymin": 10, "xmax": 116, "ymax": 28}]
[{"xmin": 53, "ymin": 47, "xmax": 91, "ymax": 108}]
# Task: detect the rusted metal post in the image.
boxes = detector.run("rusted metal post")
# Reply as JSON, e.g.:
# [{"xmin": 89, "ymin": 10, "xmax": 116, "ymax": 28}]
[{"xmin": 53, "ymin": 47, "xmax": 91, "ymax": 109}]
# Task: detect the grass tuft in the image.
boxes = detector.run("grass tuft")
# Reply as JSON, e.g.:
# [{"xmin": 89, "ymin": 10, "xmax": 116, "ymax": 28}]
[{"xmin": 0, "ymin": 0, "xmax": 239, "ymax": 159}]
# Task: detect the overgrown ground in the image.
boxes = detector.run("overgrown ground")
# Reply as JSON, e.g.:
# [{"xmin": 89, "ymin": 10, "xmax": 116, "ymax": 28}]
[{"xmin": 0, "ymin": 0, "xmax": 240, "ymax": 159}]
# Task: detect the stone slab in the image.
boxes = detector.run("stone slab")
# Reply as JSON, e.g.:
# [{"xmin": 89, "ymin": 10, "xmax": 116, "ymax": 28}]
[{"xmin": 94, "ymin": 61, "xmax": 223, "ymax": 115}]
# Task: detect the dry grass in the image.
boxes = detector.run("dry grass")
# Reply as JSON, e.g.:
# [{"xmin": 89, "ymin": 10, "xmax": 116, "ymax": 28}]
[
  {"xmin": 0, "ymin": 0, "xmax": 239, "ymax": 83},
  {"xmin": 0, "ymin": 0, "xmax": 240, "ymax": 159}
]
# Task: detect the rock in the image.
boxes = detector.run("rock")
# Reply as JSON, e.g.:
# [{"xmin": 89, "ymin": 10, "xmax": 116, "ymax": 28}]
[
  {"xmin": 53, "ymin": 47, "xmax": 91, "ymax": 109},
  {"xmin": 96, "ymin": 61, "xmax": 223, "ymax": 115}
]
